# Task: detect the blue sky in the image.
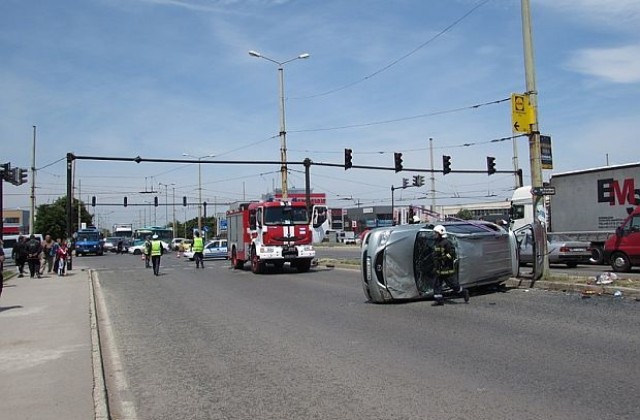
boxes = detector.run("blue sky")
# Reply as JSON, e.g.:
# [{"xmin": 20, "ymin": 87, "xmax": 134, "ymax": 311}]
[{"xmin": 2, "ymin": 0, "xmax": 639, "ymax": 229}]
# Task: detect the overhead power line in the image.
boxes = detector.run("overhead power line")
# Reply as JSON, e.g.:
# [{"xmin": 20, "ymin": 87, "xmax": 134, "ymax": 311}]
[{"xmin": 293, "ymin": 0, "xmax": 490, "ymax": 100}]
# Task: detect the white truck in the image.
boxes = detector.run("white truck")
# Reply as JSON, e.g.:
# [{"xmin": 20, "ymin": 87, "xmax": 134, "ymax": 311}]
[{"xmin": 511, "ymin": 162, "xmax": 640, "ymax": 264}]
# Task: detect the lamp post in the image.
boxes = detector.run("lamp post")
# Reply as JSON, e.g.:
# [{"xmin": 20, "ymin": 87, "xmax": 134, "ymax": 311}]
[
  {"xmin": 249, "ymin": 50, "xmax": 310, "ymax": 200},
  {"xmin": 182, "ymin": 153, "xmax": 214, "ymax": 234},
  {"xmin": 158, "ymin": 182, "xmax": 175, "ymax": 230}
]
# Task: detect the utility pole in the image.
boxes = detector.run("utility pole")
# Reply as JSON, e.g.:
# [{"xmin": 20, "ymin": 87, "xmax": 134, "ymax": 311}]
[
  {"xmin": 521, "ymin": 0, "xmax": 549, "ymax": 279},
  {"xmin": 429, "ymin": 138, "xmax": 436, "ymax": 213},
  {"xmin": 30, "ymin": 125, "xmax": 36, "ymax": 234}
]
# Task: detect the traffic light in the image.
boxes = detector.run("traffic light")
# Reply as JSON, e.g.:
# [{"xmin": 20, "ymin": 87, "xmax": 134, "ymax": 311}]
[
  {"xmin": 442, "ymin": 155, "xmax": 451, "ymax": 175},
  {"xmin": 18, "ymin": 168, "xmax": 27, "ymax": 185},
  {"xmin": 91, "ymin": 196, "xmax": 96, "ymax": 207},
  {"xmin": 344, "ymin": 148, "xmax": 353, "ymax": 170},
  {"xmin": 402, "ymin": 178, "xmax": 409, "ymax": 188},
  {"xmin": 1, "ymin": 163, "xmax": 9, "ymax": 182},
  {"xmin": 123, "ymin": 196, "xmax": 128, "ymax": 207},
  {"xmin": 487, "ymin": 156, "xmax": 496, "ymax": 175},
  {"xmin": 183, "ymin": 196, "xmax": 187, "ymax": 207},
  {"xmin": 394, "ymin": 152, "xmax": 403, "ymax": 173},
  {"xmin": 154, "ymin": 196, "xmax": 158, "ymax": 207},
  {"xmin": 412, "ymin": 175, "xmax": 424, "ymax": 187}
]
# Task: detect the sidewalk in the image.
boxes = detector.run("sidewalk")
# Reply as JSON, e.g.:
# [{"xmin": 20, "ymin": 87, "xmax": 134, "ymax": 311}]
[{"xmin": 0, "ymin": 267, "xmax": 104, "ymax": 420}]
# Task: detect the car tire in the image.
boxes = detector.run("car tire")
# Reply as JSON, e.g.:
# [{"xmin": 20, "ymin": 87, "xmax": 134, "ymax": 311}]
[
  {"xmin": 231, "ymin": 248, "xmax": 244, "ymax": 269},
  {"xmin": 566, "ymin": 262, "xmax": 578, "ymax": 268},
  {"xmin": 589, "ymin": 246, "xmax": 605, "ymax": 265},
  {"xmin": 133, "ymin": 249, "xmax": 141, "ymax": 255},
  {"xmin": 611, "ymin": 252, "xmax": 631, "ymax": 272}
]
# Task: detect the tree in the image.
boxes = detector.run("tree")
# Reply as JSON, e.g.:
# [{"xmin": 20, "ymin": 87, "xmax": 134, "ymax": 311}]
[
  {"xmin": 34, "ymin": 196, "xmax": 93, "ymax": 239},
  {"xmin": 455, "ymin": 208, "xmax": 474, "ymax": 220}
]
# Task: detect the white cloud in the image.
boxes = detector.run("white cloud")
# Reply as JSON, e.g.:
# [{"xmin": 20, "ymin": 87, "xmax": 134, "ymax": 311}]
[
  {"xmin": 566, "ymin": 45, "xmax": 640, "ymax": 83},
  {"xmin": 536, "ymin": 0, "xmax": 640, "ymax": 29}
]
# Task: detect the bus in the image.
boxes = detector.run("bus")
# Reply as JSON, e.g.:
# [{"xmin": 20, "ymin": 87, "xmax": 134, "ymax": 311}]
[{"xmin": 133, "ymin": 226, "xmax": 173, "ymax": 243}]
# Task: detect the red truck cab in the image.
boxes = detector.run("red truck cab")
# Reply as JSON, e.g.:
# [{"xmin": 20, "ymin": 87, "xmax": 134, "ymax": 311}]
[{"xmin": 604, "ymin": 206, "xmax": 640, "ymax": 272}]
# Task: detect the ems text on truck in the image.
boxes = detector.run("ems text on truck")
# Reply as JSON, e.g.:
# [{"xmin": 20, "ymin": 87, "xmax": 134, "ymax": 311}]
[
  {"xmin": 226, "ymin": 200, "xmax": 316, "ymax": 273},
  {"xmin": 511, "ymin": 162, "xmax": 639, "ymax": 268}
]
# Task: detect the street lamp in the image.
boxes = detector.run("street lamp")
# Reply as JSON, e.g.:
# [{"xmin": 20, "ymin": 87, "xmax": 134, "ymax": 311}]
[
  {"xmin": 158, "ymin": 182, "xmax": 175, "ymax": 230},
  {"xmin": 182, "ymin": 153, "xmax": 215, "ymax": 234},
  {"xmin": 249, "ymin": 49, "xmax": 310, "ymax": 200}
]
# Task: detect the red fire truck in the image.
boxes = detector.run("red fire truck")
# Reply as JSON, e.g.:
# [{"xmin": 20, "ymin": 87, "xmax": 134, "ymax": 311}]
[{"xmin": 226, "ymin": 200, "xmax": 316, "ymax": 273}]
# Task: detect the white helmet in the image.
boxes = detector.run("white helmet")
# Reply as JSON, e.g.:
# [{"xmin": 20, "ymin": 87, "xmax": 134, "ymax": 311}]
[{"xmin": 433, "ymin": 225, "xmax": 447, "ymax": 238}]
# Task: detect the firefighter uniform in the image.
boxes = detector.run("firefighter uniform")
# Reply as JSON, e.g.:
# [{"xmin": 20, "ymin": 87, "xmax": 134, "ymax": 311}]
[{"xmin": 432, "ymin": 225, "xmax": 469, "ymax": 305}]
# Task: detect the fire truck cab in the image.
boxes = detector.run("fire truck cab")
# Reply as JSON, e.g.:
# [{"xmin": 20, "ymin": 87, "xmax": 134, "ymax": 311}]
[{"xmin": 227, "ymin": 200, "xmax": 316, "ymax": 273}]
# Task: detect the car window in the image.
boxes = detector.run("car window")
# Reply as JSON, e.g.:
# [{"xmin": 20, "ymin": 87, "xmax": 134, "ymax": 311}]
[{"xmin": 445, "ymin": 223, "xmax": 494, "ymax": 234}]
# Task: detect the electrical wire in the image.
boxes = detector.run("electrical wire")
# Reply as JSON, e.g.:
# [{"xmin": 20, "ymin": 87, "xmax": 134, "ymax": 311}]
[{"xmin": 293, "ymin": 0, "xmax": 490, "ymax": 100}]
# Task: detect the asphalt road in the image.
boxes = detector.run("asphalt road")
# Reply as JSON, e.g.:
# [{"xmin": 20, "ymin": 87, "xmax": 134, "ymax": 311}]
[{"xmin": 89, "ymin": 253, "xmax": 640, "ymax": 420}]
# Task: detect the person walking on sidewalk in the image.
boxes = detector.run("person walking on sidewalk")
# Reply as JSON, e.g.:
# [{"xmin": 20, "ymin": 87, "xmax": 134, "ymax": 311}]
[
  {"xmin": 192, "ymin": 231, "xmax": 205, "ymax": 269},
  {"xmin": 25, "ymin": 234, "xmax": 42, "ymax": 278},
  {"xmin": 432, "ymin": 225, "xmax": 469, "ymax": 306},
  {"xmin": 41, "ymin": 235, "xmax": 56, "ymax": 274},
  {"xmin": 11, "ymin": 235, "xmax": 27, "ymax": 278},
  {"xmin": 56, "ymin": 240, "xmax": 69, "ymax": 276},
  {"xmin": 150, "ymin": 234, "xmax": 164, "ymax": 276}
]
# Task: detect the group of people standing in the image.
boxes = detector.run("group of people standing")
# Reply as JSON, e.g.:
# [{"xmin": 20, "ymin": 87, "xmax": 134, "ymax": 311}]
[{"xmin": 10, "ymin": 234, "xmax": 69, "ymax": 279}]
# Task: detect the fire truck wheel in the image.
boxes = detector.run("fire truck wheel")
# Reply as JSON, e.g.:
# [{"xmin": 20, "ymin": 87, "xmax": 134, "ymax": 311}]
[
  {"xmin": 231, "ymin": 249, "xmax": 244, "ymax": 269},
  {"xmin": 251, "ymin": 247, "xmax": 264, "ymax": 274},
  {"xmin": 296, "ymin": 259, "xmax": 312, "ymax": 273}
]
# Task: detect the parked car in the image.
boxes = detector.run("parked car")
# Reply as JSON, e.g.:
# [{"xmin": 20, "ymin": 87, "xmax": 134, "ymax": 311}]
[
  {"xmin": 183, "ymin": 239, "xmax": 228, "ymax": 261},
  {"xmin": 516, "ymin": 231, "xmax": 591, "ymax": 268},
  {"xmin": 360, "ymin": 221, "xmax": 518, "ymax": 303}
]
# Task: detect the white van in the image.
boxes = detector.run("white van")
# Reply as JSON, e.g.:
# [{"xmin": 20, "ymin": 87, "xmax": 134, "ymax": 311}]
[{"xmin": 2, "ymin": 234, "xmax": 43, "ymax": 265}]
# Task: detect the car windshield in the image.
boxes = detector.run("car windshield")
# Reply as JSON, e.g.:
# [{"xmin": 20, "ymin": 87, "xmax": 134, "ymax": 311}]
[
  {"xmin": 263, "ymin": 206, "xmax": 309, "ymax": 225},
  {"xmin": 77, "ymin": 232, "xmax": 100, "ymax": 241}
]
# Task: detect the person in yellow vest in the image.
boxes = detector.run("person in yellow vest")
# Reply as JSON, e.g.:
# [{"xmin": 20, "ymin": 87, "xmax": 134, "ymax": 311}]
[
  {"xmin": 192, "ymin": 231, "xmax": 205, "ymax": 269},
  {"xmin": 150, "ymin": 234, "xmax": 164, "ymax": 276}
]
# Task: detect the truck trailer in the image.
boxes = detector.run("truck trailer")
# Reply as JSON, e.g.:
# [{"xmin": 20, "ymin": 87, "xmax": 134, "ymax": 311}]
[{"xmin": 511, "ymin": 162, "xmax": 639, "ymax": 265}]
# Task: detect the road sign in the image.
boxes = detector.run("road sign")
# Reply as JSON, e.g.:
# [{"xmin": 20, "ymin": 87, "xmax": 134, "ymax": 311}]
[
  {"xmin": 511, "ymin": 93, "xmax": 535, "ymax": 133},
  {"xmin": 531, "ymin": 186, "xmax": 556, "ymax": 196}
]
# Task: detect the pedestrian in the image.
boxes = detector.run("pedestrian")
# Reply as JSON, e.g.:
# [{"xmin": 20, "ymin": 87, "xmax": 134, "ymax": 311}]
[
  {"xmin": 41, "ymin": 235, "xmax": 56, "ymax": 274},
  {"xmin": 143, "ymin": 236, "xmax": 152, "ymax": 269},
  {"xmin": 117, "ymin": 239, "xmax": 123, "ymax": 254},
  {"xmin": 25, "ymin": 234, "xmax": 42, "ymax": 278},
  {"xmin": 192, "ymin": 231, "xmax": 204, "ymax": 269},
  {"xmin": 0, "ymin": 239, "xmax": 5, "ymax": 300},
  {"xmin": 150, "ymin": 234, "xmax": 164, "ymax": 276},
  {"xmin": 11, "ymin": 235, "xmax": 27, "ymax": 278},
  {"xmin": 432, "ymin": 225, "xmax": 469, "ymax": 306},
  {"xmin": 56, "ymin": 240, "xmax": 69, "ymax": 276}
]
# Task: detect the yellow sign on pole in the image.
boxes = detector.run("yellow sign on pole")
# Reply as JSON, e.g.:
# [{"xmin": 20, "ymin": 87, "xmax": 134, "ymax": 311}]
[{"xmin": 511, "ymin": 93, "xmax": 535, "ymax": 133}]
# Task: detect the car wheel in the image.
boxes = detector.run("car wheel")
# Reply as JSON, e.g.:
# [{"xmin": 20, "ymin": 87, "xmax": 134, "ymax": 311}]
[
  {"xmin": 611, "ymin": 252, "xmax": 631, "ymax": 272},
  {"xmin": 566, "ymin": 262, "xmax": 578, "ymax": 268},
  {"xmin": 133, "ymin": 249, "xmax": 141, "ymax": 255},
  {"xmin": 589, "ymin": 246, "xmax": 604, "ymax": 265}
]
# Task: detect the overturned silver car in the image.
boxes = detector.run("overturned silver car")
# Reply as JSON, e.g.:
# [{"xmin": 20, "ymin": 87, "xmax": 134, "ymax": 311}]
[{"xmin": 360, "ymin": 221, "xmax": 519, "ymax": 303}]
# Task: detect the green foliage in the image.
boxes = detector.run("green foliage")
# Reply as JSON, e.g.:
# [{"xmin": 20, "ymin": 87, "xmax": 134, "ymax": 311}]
[
  {"xmin": 455, "ymin": 208, "xmax": 474, "ymax": 220},
  {"xmin": 34, "ymin": 196, "xmax": 93, "ymax": 239}
]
